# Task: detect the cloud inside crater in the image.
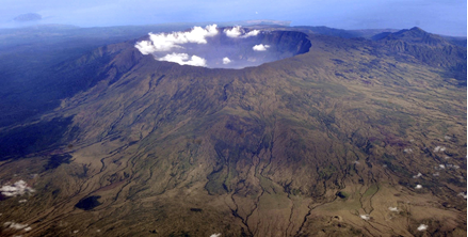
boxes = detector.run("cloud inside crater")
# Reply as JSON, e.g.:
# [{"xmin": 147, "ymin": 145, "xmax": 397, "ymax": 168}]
[
  {"xmin": 253, "ymin": 44, "xmax": 270, "ymax": 51},
  {"xmin": 135, "ymin": 24, "xmax": 218, "ymax": 54},
  {"xmin": 224, "ymin": 26, "xmax": 260, "ymax": 38},
  {"xmin": 135, "ymin": 25, "xmax": 275, "ymax": 68},
  {"xmin": 159, "ymin": 53, "xmax": 207, "ymax": 67},
  {"xmin": 222, "ymin": 57, "xmax": 231, "ymax": 64},
  {"xmin": 224, "ymin": 26, "xmax": 242, "ymax": 38}
]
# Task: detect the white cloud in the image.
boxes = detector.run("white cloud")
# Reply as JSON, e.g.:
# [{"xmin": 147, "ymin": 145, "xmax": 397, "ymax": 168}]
[
  {"xmin": 412, "ymin": 172, "xmax": 422, "ymax": 178},
  {"xmin": 417, "ymin": 224, "xmax": 428, "ymax": 231},
  {"xmin": 222, "ymin": 57, "xmax": 231, "ymax": 64},
  {"xmin": 134, "ymin": 40, "xmax": 155, "ymax": 55},
  {"xmin": 135, "ymin": 24, "xmax": 218, "ymax": 54},
  {"xmin": 458, "ymin": 192, "xmax": 467, "ymax": 199},
  {"xmin": 434, "ymin": 146, "xmax": 446, "ymax": 152},
  {"xmin": 159, "ymin": 53, "xmax": 207, "ymax": 67},
  {"xmin": 224, "ymin": 26, "xmax": 242, "ymax": 38},
  {"xmin": 4, "ymin": 222, "xmax": 29, "ymax": 230},
  {"xmin": 253, "ymin": 44, "xmax": 270, "ymax": 51},
  {"xmin": 210, "ymin": 234, "xmax": 221, "ymax": 237},
  {"xmin": 360, "ymin": 214, "xmax": 370, "ymax": 221},
  {"xmin": 415, "ymin": 184, "xmax": 422, "ymax": 189},
  {"xmin": 404, "ymin": 148, "xmax": 413, "ymax": 153},
  {"xmin": 243, "ymin": 30, "xmax": 260, "ymax": 37},
  {"xmin": 224, "ymin": 27, "xmax": 260, "ymax": 38},
  {"xmin": 388, "ymin": 207, "xmax": 399, "ymax": 212},
  {"xmin": 0, "ymin": 180, "xmax": 35, "ymax": 197}
]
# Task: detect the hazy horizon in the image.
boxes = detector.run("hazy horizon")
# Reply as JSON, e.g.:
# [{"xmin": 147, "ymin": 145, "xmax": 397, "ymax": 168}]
[{"xmin": 1, "ymin": 0, "xmax": 467, "ymax": 37}]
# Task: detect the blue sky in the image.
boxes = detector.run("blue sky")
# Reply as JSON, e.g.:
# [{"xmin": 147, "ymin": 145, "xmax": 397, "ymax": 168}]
[{"xmin": 1, "ymin": 0, "xmax": 466, "ymax": 36}]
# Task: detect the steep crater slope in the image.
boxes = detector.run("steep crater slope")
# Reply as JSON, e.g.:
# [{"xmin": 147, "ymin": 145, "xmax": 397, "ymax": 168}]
[{"xmin": 135, "ymin": 25, "xmax": 311, "ymax": 68}]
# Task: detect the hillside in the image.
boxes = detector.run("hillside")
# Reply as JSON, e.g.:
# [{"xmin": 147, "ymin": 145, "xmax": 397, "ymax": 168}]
[
  {"xmin": 376, "ymin": 27, "xmax": 467, "ymax": 84},
  {"xmin": 0, "ymin": 26, "xmax": 465, "ymax": 237}
]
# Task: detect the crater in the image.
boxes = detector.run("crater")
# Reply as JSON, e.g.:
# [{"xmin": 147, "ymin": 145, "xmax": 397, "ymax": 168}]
[{"xmin": 135, "ymin": 25, "xmax": 311, "ymax": 69}]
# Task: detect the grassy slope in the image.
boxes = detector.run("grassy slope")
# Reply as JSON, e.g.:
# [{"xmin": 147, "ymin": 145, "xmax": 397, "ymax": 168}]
[{"xmin": 0, "ymin": 32, "xmax": 465, "ymax": 237}]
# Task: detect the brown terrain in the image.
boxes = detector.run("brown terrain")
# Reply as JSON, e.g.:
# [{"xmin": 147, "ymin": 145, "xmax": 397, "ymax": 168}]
[{"xmin": 0, "ymin": 26, "xmax": 466, "ymax": 236}]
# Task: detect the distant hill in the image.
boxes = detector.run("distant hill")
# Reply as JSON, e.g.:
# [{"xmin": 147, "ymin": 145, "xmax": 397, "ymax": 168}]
[
  {"xmin": 293, "ymin": 26, "xmax": 399, "ymax": 39},
  {"xmin": 376, "ymin": 27, "xmax": 467, "ymax": 84},
  {"xmin": 379, "ymin": 27, "xmax": 448, "ymax": 45},
  {"xmin": 13, "ymin": 13, "xmax": 42, "ymax": 22}
]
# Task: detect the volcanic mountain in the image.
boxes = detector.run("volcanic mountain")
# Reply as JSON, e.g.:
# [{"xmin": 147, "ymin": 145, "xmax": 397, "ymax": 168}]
[{"xmin": 0, "ymin": 25, "xmax": 465, "ymax": 237}]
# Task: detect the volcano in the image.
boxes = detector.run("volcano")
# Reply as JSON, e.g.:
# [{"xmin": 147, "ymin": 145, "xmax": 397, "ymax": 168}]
[
  {"xmin": 135, "ymin": 25, "xmax": 311, "ymax": 68},
  {"xmin": 0, "ymin": 25, "xmax": 465, "ymax": 237}
]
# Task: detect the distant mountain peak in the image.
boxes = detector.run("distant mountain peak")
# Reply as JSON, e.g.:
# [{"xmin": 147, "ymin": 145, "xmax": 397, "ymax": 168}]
[
  {"xmin": 379, "ymin": 26, "xmax": 448, "ymax": 46},
  {"xmin": 13, "ymin": 13, "xmax": 42, "ymax": 22},
  {"xmin": 409, "ymin": 26, "xmax": 425, "ymax": 32}
]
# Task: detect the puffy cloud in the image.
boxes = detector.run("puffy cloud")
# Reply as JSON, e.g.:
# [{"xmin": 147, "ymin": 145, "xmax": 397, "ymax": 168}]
[
  {"xmin": 253, "ymin": 44, "xmax": 270, "ymax": 51},
  {"xmin": 135, "ymin": 24, "xmax": 218, "ymax": 54},
  {"xmin": 458, "ymin": 192, "xmax": 467, "ymax": 199},
  {"xmin": 224, "ymin": 26, "xmax": 261, "ymax": 38},
  {"xmin": 0, "ymin": 180, "xmax": 35, "ymax": 197},
  {"xmin": 224, "ymin": 26, "xmax": 242, "ymax": 38},
  {"xmin": 360, "ymin": 214, "xmax": 370, "ymax": 221},
  {"xmin": 243, "ymin": 30, "xmax": 260, "ymax": 37},
  {"xmin": 434, "ymin": 146, "xmax": 446, "ymax": 152},
  {"xmin": 222, "ymin": 57, "xmax": 231, "ymax": 64},
  {"xmin": 412, "ymin": 172, "xmax": 422, "ymax": 178},
  {"xmin": 3, "ymin": 221, "xmax": 30, "ymax": 231},
  {"xmin": 159, "ymin": 53, "xmax": 207, "ymax": 67},
  {"xmin": 417, "ymin": 224, "xmax": 428, "ymax": 231},
  {"xmin": 134, "ymin": 40, "xmax": 155, "ymax": 55},
  {"xmin": 404, "ymin": 148, "xmax": 413, "ymax": 153},
  {"xmin": 388, "ymin": 207, "xmax": 399, "ymax": 212}
]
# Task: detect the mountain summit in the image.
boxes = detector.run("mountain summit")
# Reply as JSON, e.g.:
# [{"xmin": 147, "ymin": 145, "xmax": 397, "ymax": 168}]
[
  {"xmin": 13, "ymin": 13, "xmax": 42, "ymax": 22},
  {"xmin": 373, "ymin": 27, "xmax": 467, "ymax": 83},
  {"xmin": 382, "ymin": 26, "xmax": 448, "ymax": 46}
]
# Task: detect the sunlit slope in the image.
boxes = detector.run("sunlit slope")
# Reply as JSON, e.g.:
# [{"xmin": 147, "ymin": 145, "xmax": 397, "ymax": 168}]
[{"xmin": 0, "ymin": 29, "xmax": 465, "ymax": 237}]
